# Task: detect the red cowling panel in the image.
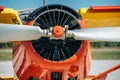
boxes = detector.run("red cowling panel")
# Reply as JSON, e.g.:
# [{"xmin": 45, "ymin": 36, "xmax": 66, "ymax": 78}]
[
  {"xmin": 13, "ymin": 20, "xmax": 91, "ymax": 80},
  {"xmin": 90, "ymin": 6, "xmax": 120, "ymax": 12}
]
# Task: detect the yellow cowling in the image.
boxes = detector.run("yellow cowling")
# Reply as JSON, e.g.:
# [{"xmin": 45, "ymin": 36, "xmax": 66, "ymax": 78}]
[{"xmin": 0, "ymin": 8, "xmax": 22, "ymax": 25}]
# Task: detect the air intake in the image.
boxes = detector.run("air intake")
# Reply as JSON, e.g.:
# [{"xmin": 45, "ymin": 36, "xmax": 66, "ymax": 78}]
[{"xmin": 29, "ymin": 4, "xmax": 82, "ymax": 61}]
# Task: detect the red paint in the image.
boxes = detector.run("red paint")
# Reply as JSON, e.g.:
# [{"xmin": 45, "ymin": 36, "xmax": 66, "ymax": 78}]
[
  {"xmin": 26, "ymin": 21, "xmax": 34, "ymax": 25},
  {"xmin": 0, "ymin": 6, "xmax": 4, "ymax": 12},
  {"xmin": 91, "ymin": 6, "xmax": 120, "ymax": 12},
  {"xmin": 92, "ymin": 64, "xmax": 120, "ymax": 80},
  {"xmin": 78, "ymin": 20, "xmax": 87, "ymax": 29},
  {"xmin": 12, "ymin": 19, "xmax": 120, "ymax": 80},
  {"xmin": 13, "ymin": 20, "xmax": 92, "ymax": 80},
  {"xmin": 69, "ymin": 65, "xmax": 79, "ymax": 73},
  {"xmin": 13, "ymin": 41, "xmax": 90, "ymax": 80},
  {"xmin": 52, "ymin": 25, "xmax": 64, "ymax": 37}
]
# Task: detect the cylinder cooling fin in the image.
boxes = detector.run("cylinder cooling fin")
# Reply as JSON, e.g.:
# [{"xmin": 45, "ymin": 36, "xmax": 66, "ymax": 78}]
[{"xmin": 28, "ymin": 4, "xmax": 82, "ymax": 61}]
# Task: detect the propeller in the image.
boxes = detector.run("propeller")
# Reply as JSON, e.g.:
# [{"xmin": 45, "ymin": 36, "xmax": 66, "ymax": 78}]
[
  {"xmin": 1, "ymin": 23, "xmax": 120, "ymax": 42},
  {"xmin": 0, "ymin": 24, "xmax": 45, "ymax": 42},
  {"xmin": 67, "ymin": 27, "xmax": 120, "ymax": 42}
]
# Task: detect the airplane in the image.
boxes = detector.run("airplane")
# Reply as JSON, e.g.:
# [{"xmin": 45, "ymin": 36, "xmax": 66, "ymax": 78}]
[{"xmin": 0, "ymin": 3, "xmax": 120, "ymax": 80}]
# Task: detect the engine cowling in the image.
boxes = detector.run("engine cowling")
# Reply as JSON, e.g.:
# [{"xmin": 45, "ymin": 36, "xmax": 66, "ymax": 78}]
[{"xmin": 13, "ymin": 4, "xmax": 90, "ymax": 80}]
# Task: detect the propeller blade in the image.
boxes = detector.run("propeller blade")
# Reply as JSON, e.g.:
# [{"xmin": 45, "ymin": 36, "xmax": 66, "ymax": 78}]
[
  {"xmin": 69, "ymin": 27, "xmax": 120, "ymax": 42},
  {"xmin": 0, "ymin": 24, "xmax": 44, "ymax": 42}
]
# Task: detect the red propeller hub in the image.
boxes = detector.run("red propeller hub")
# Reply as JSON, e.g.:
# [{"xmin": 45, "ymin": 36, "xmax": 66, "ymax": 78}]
[{"xmin": 52, "ymin": 25, "xmax": 64, "ymax": 37}]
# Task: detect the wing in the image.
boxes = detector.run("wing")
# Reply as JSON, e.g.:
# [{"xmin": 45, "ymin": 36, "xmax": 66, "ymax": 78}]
[
  {"xmin": 0, "ymin": 6, "xmax": 22, "ymax": 24},
  {"xmin": 79, "ymin": 6, "xmax": 120, "ymax": 28}
]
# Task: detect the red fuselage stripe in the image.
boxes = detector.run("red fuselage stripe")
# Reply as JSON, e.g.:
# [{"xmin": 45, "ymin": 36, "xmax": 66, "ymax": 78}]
[{"xmin": 90, "ymin": 6, "xmax": 120, "ymax": 12}]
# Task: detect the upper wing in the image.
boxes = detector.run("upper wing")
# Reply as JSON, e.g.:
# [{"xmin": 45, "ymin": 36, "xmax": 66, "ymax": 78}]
[
  {"xmin": 78, "ymin": 6, "xmax": 120, "ymax": 28},
  {"xmin": 0, "ymin": 6, "xmax": 22, "ymax": 24}
]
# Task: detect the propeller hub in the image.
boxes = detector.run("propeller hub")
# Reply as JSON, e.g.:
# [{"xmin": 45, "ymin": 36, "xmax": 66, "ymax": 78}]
[{"xmin": 52, "ymin": 25, "xmax": 64, "ymax": 37}]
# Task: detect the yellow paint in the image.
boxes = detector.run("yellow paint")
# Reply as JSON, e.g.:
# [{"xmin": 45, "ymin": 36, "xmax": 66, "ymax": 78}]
[
  {"xmin": 0, "ymin": 76, "xmax": 14, "ymax": 80},
  {"xmin": 79, "ymin": 8, "xmax": 120, "ymax": 28},
  {"xmin": 0, "ymin": 8, "xmax": 22, "ymax": 24},
  {"xmin": 84, "ymin": 79, "xmax": 91, "ymax": 80}
]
